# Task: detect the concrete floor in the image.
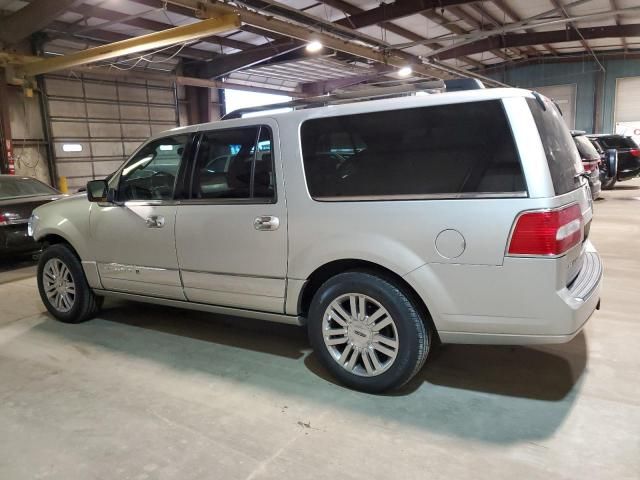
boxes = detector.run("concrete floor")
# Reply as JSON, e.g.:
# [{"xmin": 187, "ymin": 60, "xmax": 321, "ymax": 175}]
[{"xmin": 1, "ymin": 180, "xmax": 639, "ymax": 480}]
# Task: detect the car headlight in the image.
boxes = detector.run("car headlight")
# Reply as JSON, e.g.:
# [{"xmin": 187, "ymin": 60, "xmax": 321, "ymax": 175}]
[{"xmin": 27, "ymin": 214, "xmax": 38, "ymax": 237}]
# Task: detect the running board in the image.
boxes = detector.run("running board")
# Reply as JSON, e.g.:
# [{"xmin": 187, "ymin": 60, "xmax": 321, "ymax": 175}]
[{"xmin": 93, "ymin": 289, "xmax": 305, "ymax": 326}]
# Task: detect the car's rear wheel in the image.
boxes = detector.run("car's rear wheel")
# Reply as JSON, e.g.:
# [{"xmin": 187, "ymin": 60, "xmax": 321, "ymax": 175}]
[
  {"xmin": 308, "ymin": 272, "xmax": 430, "ymax": 393},
  {"xmin": 37, "ymin": 244, "xmax": 102, "ymax": 323}
]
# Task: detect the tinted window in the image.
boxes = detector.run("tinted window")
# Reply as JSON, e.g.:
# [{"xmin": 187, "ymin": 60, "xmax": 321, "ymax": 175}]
[
  {"xmin": 574, "ymin": 136, "xmax": 600, "ymax": 161},
  {"xmin": 596, "ymin": 136, "xmax": 638, "ymax": 149},
  {"xmin": 0, "ymin": 177, "xmax": 57, "ymax": 199},
  {"xmin": 192, "ymin": 126, "xmax": 275, "ymax": 201},
  {"xmin": 527, "ymin": 98, "xmax": 582, "ymax": 195},
  {"xmin": 117, "ymin": 135, "xmax": 188, "ymax": 201},
  {"xmin": 300, "ymin": 100, "xmax": 524, "ymax": 200}
]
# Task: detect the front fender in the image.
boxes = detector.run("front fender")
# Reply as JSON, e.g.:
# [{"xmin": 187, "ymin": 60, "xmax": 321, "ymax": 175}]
[{"xmin": 32, "ymin": 195, "xmax": 93, "ymax": 261}]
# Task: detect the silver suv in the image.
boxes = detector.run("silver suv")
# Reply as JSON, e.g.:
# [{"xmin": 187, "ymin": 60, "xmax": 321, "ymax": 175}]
[{"xmin": 30, "ymin": 88, "xmax": 602, "ymax": 392}]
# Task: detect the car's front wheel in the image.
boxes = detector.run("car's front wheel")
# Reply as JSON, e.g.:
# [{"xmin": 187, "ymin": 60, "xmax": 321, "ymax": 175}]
[
  {"xmin": 37, "ymin": 243, "xmax": 102, "ymax": 323},
  {"xmin": 308, "ymin": 272, "xmax": 430, "ymax": 393}
]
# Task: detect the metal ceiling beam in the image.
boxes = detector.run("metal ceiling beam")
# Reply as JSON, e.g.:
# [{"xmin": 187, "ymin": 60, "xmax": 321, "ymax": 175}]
[
  {"xmin": 67, "ymin": 3, "xmax": 254, "ymax": 51},
  {"xmin": 300, "ymin": 66, "xmax": 394, "ymax": 95},
  {"xmin": 45, "ymin": 21, "xmax": 214, "ymax": 60},
  {"xmin": 173, "ymin": 1, "xmax": 454, "ymax": 80},
  {"xmin": 333, "ymin": 0, "xmax": 478, "ymax": 30},
  {"xmin": 20, "ymin": 15, "xmax": 241, "ymax": 77},
  {"xmin": 320, "ymin": 0, "xmax": 485, "ymax": 69},
  {"xmin": 547, "ymin": 0, "xmax": 590, "ymax": 52},
  {"xmin": 437, "ymin": 23, "xmax": 640, "ymax": 59},
  {"xmin": 194, "ymin": 37, "xmax": 305, "ymax": 78},
  {"xmin": 0, "ymin": 0, "xmax": 78, "ymax": 45},
  {"xmin": 467, "ymin": 3, "xmax": 538, "ymax": 58},
  {"xmin": 491, "ymin": 0, "xmax": 558, "ymax": 55},
  {"xmin": 609, "ymin": 0, "xmax": 629, "ymax": 51},
  {"xmin": 447, "ymin": 6, "xmax": 515, "ymax": 61}
]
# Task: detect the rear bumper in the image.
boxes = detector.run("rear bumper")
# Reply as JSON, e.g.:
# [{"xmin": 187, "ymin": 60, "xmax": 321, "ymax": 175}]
[{"xmin": 405, "ymin": 245, "xmax": 603, "ymax": 345}]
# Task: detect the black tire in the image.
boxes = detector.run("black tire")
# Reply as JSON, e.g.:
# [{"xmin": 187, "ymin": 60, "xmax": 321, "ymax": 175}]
[
  {"xmin": 308, "ymin": 271, "xmax": 430, "ymax": 393},
  {"xmin": 601, "ymin": 176, "xmax": 617, "ymax": 190},
  {"xmin": 37, "ymin": 243, "xmax": 102, "ymax": 323}
]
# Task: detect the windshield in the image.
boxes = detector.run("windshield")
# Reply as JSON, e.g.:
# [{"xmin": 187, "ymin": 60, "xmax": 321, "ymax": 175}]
[
  {"xmin": 0, "ymin": 177, "xmax": 58, "ymax": 200},
  {"xmin": 574, "ymin": 136, "xmax": 600, "ymax": 161}
]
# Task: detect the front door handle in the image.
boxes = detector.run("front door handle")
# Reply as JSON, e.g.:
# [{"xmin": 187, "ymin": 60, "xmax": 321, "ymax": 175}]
[
  {"xmin": 254, "ymin": 215, "xmax": 279, "ymax": 231},
  {"xmin": 145, "ymin": 215, "xmax": 165, "ymax": 228}
]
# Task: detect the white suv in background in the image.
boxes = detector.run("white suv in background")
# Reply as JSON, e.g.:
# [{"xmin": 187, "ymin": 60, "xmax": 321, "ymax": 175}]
[{"xmin": 30, "ymin": 87, "xmax": 602, "ymax": 392}]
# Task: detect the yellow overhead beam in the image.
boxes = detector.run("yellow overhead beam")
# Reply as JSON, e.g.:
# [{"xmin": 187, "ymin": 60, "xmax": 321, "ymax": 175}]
[{"xmin": 19, "ymin": 14, "xmax": 240, "ymax": 77}]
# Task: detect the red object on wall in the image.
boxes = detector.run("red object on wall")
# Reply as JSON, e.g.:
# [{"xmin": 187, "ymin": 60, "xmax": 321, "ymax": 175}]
[{"xmin": 5, "ymin": 140, "xmax": 15, "ymax": 175}]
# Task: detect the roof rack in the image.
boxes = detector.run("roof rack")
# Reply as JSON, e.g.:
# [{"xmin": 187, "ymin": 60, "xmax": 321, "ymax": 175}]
[{"xmin": 222, "ymin": 78, "xmax": 485, "ymax": 120}]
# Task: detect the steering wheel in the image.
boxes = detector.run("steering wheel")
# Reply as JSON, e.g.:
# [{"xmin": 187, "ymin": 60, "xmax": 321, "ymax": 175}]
[{"xmin": 149, "ymin": 171, "xmax": 176, "ymax": 199}]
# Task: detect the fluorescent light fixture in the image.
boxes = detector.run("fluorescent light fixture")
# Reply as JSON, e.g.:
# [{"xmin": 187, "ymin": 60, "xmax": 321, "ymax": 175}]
[
  {"xmin": 159, "ymin": 145, "xmax": 173, "ymax": 151},
  {"xmin": 397, "ymin": 66, "xmax": 413, "ymax": 77},
  {"xmin": 62, "ymin": 143, "xmax": 83, "ymax": 152},
  {"xmin": 306, "ymin": 40, "xmax": 323, "ymax": 53}
]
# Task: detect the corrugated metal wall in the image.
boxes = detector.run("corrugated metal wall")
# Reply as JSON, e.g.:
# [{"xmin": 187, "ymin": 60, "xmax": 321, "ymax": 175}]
[
  {"xmin": 7, "ymin": 86, "xmax": 50, "ymax": 184},
  {"xmin": 43, "ymin": 73, "xmax": 178, "ymax": 191}
]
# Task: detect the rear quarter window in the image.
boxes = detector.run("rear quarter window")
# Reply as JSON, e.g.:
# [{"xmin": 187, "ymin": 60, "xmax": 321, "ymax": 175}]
[
  {"xmin": 300, "ymin": 100, "xmax": 525, "ymax": 200},
  {"xmin": 598, "ymin": 136, "xmax": 638, "ymax": 149},
  {"xmin": 527, "ymin": 97, "xmax": 582, "ymax": 195}
]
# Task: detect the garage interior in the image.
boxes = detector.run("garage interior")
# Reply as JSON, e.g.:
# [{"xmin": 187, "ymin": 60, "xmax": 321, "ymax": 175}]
[{"xmin": 1, "ymin": 0, "xmax": 639, "ymax": 478}]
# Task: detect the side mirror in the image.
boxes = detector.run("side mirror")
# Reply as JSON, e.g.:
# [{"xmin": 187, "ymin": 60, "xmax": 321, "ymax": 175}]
[
  {"xmin": 86, "ymin": 179, "xmax": 109, "ymax": 202},
  {"xmin": 605, "ymin": 149, "xmax": 618, "ymax": 179}
]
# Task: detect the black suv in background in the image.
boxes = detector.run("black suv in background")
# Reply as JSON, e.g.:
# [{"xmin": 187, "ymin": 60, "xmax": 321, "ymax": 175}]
[
  {"xmin": 571, "ymin": 131, "xmax": 602, "ymax": 199},
  {"xmin": 589, "ymin": 134, "xmax": 640, "ymax": 182}
]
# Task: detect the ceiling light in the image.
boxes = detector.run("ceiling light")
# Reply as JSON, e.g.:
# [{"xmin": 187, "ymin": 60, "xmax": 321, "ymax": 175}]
[
  {"xmin": 397, "ymin": 66, "xmax": 413, "ymax": 77},
  {"xmin": 306, "ymin": 41, "xmax": 323, "ymax": 53}
]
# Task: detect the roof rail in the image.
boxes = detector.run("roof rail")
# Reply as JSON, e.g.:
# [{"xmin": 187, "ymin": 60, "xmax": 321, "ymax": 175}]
[{"xmin": 222, "ymin": 78, "xmax": 485, "ymax": 120}]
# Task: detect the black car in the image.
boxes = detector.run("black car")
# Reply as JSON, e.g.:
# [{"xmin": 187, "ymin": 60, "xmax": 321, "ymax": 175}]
[
  {"xmin": 571, "ymin": 131, "xmax": 602, "ymax": 200},
  {"xmin": 587, "ymin": 137, "xmax": 618, "ymax": 190},
  {"xmin": 0, "ymin": 175, "xmax": 62, "ymax": 257},
  {"xmin": 588, "ymin": 134, "xmax": 640, "ymax": 181}
]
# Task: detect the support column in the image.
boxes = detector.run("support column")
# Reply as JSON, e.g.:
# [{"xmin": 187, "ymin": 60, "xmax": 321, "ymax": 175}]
[
  {"xmin": 0, "ymin": 75, "xmax": 15, "ymax": 174},
  {"xmin": 185, "ymin": 85, "xmax": 212, "ymax": 124},
  {"xmin": 593, "ymin": 70, "xmax": 605, "ymax": 134}
]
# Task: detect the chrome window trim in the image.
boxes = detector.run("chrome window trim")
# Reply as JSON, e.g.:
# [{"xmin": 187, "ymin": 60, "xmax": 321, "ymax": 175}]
[
  {"xmin": 178, "ymin": 197, "xmax": 276, "ymax": 206},
  {"xmin": 310, "ymin": 192, "xmax": 528, "ymax": 202}
]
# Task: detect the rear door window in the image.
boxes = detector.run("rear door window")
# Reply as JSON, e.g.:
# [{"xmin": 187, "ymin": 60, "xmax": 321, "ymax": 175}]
[
  {"xmin": 300, "ymin": 100, "xmax": 525, "ymax": 200},
  {"xmin": 597, "ymin": 136, "xmax": 638, "ymax": 149},
  {"xmin": 527, "ymin": 98, "xmax": 582, "ymax": 195},
  {"xmin": 191, "ymin": 126, "xmax": 275, "ymax": 202}
]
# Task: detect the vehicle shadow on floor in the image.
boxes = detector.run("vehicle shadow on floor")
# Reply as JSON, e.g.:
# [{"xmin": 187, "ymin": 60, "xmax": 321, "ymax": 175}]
[
  {"xmin": 306, "ymin": 333, "xmax": 587, "ymax": 402},
  {"xmin": 36, "ymin": 299, "xmax": 588, "ymax": 444}
]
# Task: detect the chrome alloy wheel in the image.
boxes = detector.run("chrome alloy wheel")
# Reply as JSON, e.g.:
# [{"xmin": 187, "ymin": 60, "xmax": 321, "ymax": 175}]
[
  {"xmin": 322, "ymin": 293, "xmax": 399, "ymax": 377},
  {"xmin": 43, "ymin": 258, "xmax": 76, "ymax": 313}
]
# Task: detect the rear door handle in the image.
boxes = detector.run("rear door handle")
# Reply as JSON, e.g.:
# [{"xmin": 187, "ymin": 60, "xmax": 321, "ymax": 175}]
[
  {"xmin": 254, "ymin": 215, "xmax": 279, "ymax": 231},
  {"xmin": 145, "ymin": 215, "xmax": 165, "ymax": 228}
]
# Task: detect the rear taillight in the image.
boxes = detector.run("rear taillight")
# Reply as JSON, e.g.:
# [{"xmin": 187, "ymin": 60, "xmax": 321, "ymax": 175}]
[
  {"xmin": 0, "ymin": 213, "xmax": 6, "ymax": 226},
  {"xmin": 508, "ymin": 204, "xmax": 583, "ymax": 256},
  {"xmin": 583, "ymin": 161, "xmax": 598, "ymax": 172},
  {"xmin": 630, "ymin": 148, "xmax": 640, "ymax": 157}
]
